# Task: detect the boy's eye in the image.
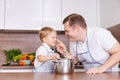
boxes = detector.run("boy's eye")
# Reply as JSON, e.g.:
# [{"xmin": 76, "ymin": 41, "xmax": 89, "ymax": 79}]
[{"xmin": 52, "ymin": 37, "xmax": 56, "ymax": 39}]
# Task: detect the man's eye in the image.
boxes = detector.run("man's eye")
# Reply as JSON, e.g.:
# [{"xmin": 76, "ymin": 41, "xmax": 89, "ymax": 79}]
[
  {"xmin": 52, "ymin": 37, "xmax": 55, "ymax": 39},
  {"xmin": 65, "ymin": 30, "xmax": 68, "ymax": 33}
]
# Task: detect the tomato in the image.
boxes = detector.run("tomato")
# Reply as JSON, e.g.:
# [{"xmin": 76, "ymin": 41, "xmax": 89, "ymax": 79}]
[
  {"xmin": 31, "ymin": 61, "xmax": 34, "ymax": 66},
  {"xmin": 19, "ymin": 62, "xmax": 23, "ymax": 66},
  {"xmin": 19, "ymin": 58, "xmax": 23, "ymax": 60},
  {"xmin": 23, "ymin": 57, "xmax": 27, "ymax": 60},
  {"xmin": 22, "ymin": 62, "xmax": 26, "ymax": 66},
  {"xmin": 23, "ymin": 54, "xmax": 28, "ymax": 57}
]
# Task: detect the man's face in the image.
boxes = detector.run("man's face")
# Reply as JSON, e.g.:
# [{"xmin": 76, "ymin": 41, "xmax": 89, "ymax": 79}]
[{"xmin": 64, "ymin": 22, "xmax": 80, "ymax": 41}]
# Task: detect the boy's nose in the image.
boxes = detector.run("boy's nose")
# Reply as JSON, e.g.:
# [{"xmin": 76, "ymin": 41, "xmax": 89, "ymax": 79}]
[{"xmin": 65, "ymin": 32, "xmax": 68, "ymax": 35}]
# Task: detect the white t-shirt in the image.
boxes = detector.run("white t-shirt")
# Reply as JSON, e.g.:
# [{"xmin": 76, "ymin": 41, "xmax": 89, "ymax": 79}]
[
  {"xmin": 34, "ymin": 43, "xmax": 55, "ymax": 72},
  {"xmin": 70, "ymin": 27, "xmax": 119, "ymax": 72}
]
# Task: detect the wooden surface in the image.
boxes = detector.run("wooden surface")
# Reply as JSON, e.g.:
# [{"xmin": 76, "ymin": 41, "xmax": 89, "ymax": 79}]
[{"xmin": 0, "ymin": 72, "xmax": 120, "ymax": 80}]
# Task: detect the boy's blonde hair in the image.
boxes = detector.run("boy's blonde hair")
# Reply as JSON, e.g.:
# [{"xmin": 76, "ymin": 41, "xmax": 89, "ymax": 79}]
[{"xmin": 39, "ymin": 27, "xmax": 56, "ymax": 42}]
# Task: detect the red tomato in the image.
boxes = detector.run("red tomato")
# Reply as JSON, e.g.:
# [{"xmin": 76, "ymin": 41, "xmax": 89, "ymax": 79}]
[
  {"xmin": 19, "ymin": 62, "xmax": 23, "ymax": 66},
  {"xmin": 31, "ymin": 61, "xmax": 34, "ymax": 66},
  {"xmin": 22, "ymin": 62, "xmax": 26, "ymax": 66}
]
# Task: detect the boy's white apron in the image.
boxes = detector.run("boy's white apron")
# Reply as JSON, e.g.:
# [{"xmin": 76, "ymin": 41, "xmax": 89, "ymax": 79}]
[{"xmin": 33, "ymin": 45, "xmax": 55, "ymax": 72}]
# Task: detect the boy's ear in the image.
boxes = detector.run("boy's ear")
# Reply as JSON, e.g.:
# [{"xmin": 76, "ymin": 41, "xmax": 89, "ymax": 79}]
[{"xmin": 42, "ymin": 37, "xmax": 46, "ymax": 42}]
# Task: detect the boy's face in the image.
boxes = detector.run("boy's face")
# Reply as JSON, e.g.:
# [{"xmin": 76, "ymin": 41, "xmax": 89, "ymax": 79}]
[{"xmin": 43, "ymin": 31, "xmax": 57, "ymax": 47}]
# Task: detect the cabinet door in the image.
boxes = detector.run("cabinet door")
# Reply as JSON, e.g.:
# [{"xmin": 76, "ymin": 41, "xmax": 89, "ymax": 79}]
[
  {"xmin": 43, "ymin": 0, "xmax": 62, "ymax": 30},
  {"xmin": 5, "ymin": 0, "xmax": 43, "ymax": 30},
  {"xmin": 62, "ymin": 0, "xmax": 100, "ymax": 29},
  {"xmin": 0, "ymin": 0, "xmax": 4, "ymax": 29}
]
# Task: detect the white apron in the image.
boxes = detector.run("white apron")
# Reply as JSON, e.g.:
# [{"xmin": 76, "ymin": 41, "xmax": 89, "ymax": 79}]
[
  {"xmin": 76, "ymin": 28, "xmax": 119, "ymax": 72},
  {"xmin": 33, "ymin": 45, "xmax": 55, "ymax": 72}
]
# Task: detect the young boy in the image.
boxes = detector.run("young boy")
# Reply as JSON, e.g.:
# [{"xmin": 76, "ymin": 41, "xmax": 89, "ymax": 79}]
[{"xmin": 34, "ymin": 27, "xmax": 60, "ymax": 72}]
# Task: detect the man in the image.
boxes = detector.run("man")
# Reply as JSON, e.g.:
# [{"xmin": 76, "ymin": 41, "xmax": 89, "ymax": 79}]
[{"xmin": 56, "ymin": 13, "xmax": 120, "ymax": 74}]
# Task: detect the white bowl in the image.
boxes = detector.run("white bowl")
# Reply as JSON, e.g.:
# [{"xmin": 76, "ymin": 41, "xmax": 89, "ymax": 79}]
[{"xmin": 19, "ymin": 60, "xmax": 32, "ymax": 65}]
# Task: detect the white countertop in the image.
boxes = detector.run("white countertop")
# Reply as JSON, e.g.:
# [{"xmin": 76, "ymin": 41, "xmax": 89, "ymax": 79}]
[{"xmin": 0, "ymin": 68, "xmax": 85, "ymax": 73}]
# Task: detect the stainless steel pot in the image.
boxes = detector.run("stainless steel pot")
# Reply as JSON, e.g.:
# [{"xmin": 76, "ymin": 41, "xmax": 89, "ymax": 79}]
[{"xmin": 53, "ymin": 59, "xmax": 74, "ymax": 74}]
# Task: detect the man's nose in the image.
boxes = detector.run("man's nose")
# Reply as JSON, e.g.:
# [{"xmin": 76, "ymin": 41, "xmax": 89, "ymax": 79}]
[{"xmin": 54, "ymin": 38, "xmax": 57, "ymax": 41}]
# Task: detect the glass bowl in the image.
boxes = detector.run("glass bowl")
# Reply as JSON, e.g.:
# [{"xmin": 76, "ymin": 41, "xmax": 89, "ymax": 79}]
[{"xmin": 19, "ymin": 60, "xmax": 32, "ymax": 65}]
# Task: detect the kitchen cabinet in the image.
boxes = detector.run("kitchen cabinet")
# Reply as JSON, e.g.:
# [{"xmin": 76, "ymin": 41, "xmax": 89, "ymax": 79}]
[
  {"xmin": 43, "ymin": 0, "xmax": 62, "ymax": 30},
  {"xmin": 1, "ymin": 0, "xmax": 100, "ymax": 30},
  {"xmin": 62, "ymin": 0, "xmax": 100, "ymax": 29},
  {"xmin": 5, "ymin": 0, "xmax": 43, "ymax": 30},
  {"xmin": 0, "ymin": 0, "xmax": 4, "ymax": 29}
]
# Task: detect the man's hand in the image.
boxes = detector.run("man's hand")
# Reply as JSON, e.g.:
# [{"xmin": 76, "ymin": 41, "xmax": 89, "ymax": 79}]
[
  {"xmin": 56, "ymin": 39, "xmax": 67, "ymax": 54},
  {"xmin": 86, "ymin": 67, "xmax": 106, "ymax": 74},
  {"xmin": 56, "ymin": 39, "xmax": 74, "ymax": 59}
]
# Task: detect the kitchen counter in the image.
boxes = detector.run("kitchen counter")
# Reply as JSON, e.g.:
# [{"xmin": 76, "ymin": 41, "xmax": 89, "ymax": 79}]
[
  {"xmin": 0, "ymin": 65, "xmax": 34, "ymax": 69},
  {"xmin": 0, "ymin": 63, "xmax": 83, "ymax": 69},
  {"xmin": 0, "ymin": 65, "xmax": 34, "ymax": 72},
  {"xmin": 0, "ymin": 72, "xmax": 120, "ymax": 80},
  {"xmin": 0, "ymin": 65, "xmax": 84, "ymax": 72}
]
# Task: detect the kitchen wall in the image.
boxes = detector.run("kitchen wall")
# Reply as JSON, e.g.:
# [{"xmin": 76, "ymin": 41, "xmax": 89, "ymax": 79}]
[
  {"xmin": 0, "ymin": 31, "xmax": 69, "ymax": 66},
  {"xmin": 100, "ymin": 0, "xmax": 120, "ymax": 28}
]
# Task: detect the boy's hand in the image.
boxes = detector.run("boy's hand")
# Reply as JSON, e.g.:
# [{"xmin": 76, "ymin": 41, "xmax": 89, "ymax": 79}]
[{"xmin": 50, "ymin": 53, "xmax": 60, "ymax": 60}]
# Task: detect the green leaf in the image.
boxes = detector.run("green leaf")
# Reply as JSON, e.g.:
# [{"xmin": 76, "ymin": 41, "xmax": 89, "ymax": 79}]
[{"xmin": 4, "ymin": 48, "xmax": 22, "ymax": 64}]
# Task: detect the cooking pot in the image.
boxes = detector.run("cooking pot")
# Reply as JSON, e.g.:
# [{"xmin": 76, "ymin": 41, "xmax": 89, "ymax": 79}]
[{"xmin": 53, "ymin": 59, "xmax": 74, "ymax": 74}]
